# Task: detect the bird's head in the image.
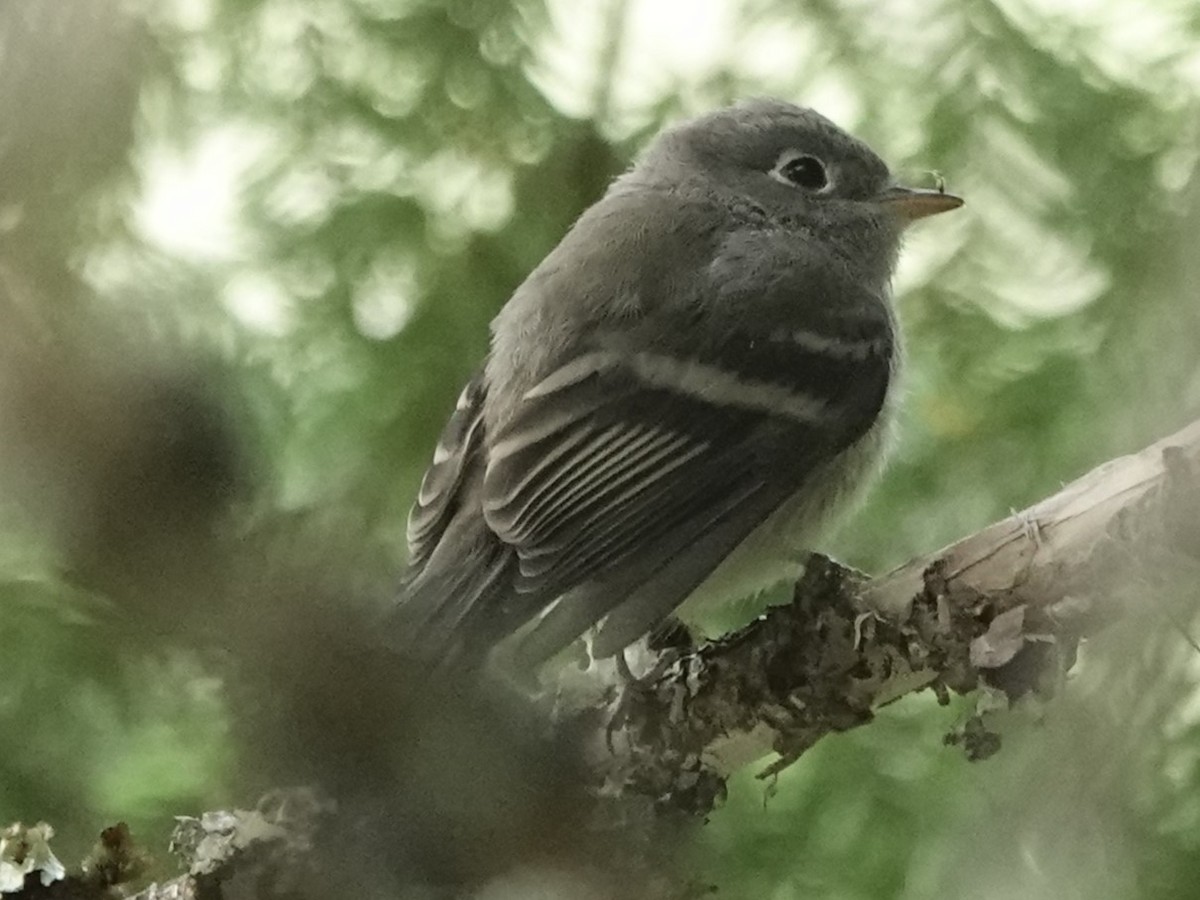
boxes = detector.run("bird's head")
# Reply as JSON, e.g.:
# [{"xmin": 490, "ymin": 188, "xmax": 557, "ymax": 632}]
[{"xmin": 635, "ymin": 98, "xmax": 963, "ymax": 281}]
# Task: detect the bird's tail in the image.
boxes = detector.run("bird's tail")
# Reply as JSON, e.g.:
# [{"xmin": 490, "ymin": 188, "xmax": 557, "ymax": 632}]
[{"xmin": 385, "ymin": 532, "xmax": 519, "ymax": 676}]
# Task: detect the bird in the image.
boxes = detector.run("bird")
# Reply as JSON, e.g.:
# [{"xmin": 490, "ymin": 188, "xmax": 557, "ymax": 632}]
[{"xmin": 396, "ymin": 98, "xmax": 962, "ymax": 675}]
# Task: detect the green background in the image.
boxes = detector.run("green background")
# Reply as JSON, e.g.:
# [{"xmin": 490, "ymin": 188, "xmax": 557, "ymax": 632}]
[{"xmin": 2, "ymin": 0, "xmax": 1199, "ymax": 896}]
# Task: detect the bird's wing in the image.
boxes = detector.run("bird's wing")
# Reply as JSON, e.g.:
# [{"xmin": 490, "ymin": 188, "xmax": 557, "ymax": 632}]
[
  {"xmin": 480, "ymin": 319, "xmax": 892, "ymax": 664},
  {"xmin": 400, "ymin": 367, "xmax": 524, "ymax": 663},
  {"xmin": 406, "ymin": 369, "xmax": 488, "ymax": 569}
]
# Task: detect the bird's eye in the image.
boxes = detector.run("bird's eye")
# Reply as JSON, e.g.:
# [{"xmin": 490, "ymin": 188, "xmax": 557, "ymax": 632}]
[{"xmin": 776, "ymin": 154, "xmax": 829, "ymax": 191}]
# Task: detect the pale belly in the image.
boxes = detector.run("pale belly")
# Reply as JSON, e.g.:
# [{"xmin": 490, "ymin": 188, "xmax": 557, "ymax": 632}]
[{"xmin": 675, "ymin": 412, "xmax": 894, "ymax": 627}]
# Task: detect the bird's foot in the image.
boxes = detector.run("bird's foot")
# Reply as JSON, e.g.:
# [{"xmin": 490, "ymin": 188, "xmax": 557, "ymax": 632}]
[{"xmin": 604, "ymin": 644, "xmax": 682, "ymax": 754}]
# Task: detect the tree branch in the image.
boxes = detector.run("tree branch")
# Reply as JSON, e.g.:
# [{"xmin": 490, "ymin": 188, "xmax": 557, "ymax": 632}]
[{"xmin": 579, "ymin": 417, "xmax": 1200, "ymax": 815}]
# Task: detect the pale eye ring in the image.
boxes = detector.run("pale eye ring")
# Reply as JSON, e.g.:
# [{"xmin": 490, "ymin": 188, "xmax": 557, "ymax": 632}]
[{"xmin": 771, "ymin": 152, "xmax": 832, "ymax": 193}]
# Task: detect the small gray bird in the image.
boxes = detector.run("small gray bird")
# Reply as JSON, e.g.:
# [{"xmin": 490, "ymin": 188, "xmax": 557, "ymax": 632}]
[{"xmin": 399, "ymin": 98, "xmax": 962, "ymax": 673}]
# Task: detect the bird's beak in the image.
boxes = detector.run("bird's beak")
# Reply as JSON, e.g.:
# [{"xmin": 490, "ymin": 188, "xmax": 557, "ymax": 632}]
[{"xmin": 877, "ymin": 185, "xmax": 964, "ymax": 223}]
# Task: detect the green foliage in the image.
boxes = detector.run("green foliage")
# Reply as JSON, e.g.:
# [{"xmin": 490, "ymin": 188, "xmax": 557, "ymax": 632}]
[{"xmin": 2, "ymin": 0, "xmax": 1200, "ymax": 894}]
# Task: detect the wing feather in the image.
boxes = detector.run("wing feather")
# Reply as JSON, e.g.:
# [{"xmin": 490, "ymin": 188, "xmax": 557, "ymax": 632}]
[
  {"xmin": 405, "ymin": 370, "xmax": 488, "ymax": 567},
  {"xmin": 484, "ymin": 360, "xmax": 806, "ymax": 605}
]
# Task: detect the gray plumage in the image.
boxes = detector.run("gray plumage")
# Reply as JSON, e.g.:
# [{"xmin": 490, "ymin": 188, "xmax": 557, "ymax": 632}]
[{"xmin": 398, "ymin": 98, "xmax": 962, "ymax": 671}]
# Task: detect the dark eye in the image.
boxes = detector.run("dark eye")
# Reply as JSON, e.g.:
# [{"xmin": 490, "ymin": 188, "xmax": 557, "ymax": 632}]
[{"xmin": 778, "ymin": 155, "xmax": 828, "ymax": 191}]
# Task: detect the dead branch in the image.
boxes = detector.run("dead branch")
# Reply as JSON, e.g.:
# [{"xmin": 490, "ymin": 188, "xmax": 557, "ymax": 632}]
[{"xmin": 578, "ymin": 418, "xmax": 1200, "ymax": 815}]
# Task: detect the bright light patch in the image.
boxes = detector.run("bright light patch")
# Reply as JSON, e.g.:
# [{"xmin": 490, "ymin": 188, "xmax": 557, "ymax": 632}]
[
  {"xmin": 159, "ymin": 0, "xmax": 215, "ymax": 33},
  {"xmin": 223, "ymin": 270, "xmax": 294, "ymax": 336},
  {"xmin": 136, "ymin": 125, "xmax": 269, "ymax": 262},
  {"xmin": 735, "ymin": 21, "xmax": 817, "ymax": 97},
  {"xmin": 530, "ymin": 2, "xmax": 608, "ymax": 119},
  {"xmin": 353, "ymin": 251, "xmax": 419, "ymax": 341},
  {"xmin": 535, "ymin": 0, "xmax": 736, "ymax": 127},
  {"xmin": 615, "ymin": 0, "xmax": 734, "ymax": 110},
  {"xmin": 415, "ymin": 153, "xmax": 515, "ymax": 238}
]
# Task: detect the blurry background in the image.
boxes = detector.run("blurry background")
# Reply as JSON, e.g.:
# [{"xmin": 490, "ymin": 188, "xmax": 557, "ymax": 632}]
[{"xmin": 2, "ymin": 0, "xmax": 1200, "ymax": 896}]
